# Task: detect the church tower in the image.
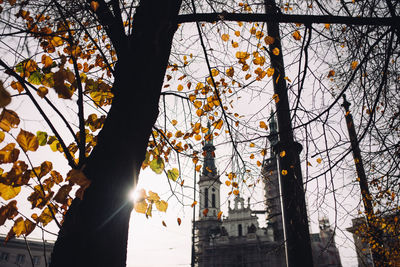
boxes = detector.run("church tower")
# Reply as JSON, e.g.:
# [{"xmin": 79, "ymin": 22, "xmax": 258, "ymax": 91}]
[
  {"xmin": 195, "ymin": 123, "xmax": 222, "ymax": 266},
  {"xmin": 263, "ymin": 110, "xmax": 284, "ymax": 242}
]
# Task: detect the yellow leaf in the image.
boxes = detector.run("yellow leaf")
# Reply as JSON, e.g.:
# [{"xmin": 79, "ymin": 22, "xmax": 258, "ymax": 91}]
[
  {"xmin": 281, "ymin": 169, "xmax": 288, "ymax": 175},
  {"xmin": 134, "ymin": 200, "xmax": 147, "ymax": 214},
  {"xmin": 41, "ymin": 55, "xmax": 53, "ymax": 68},
  {"xmin": 213, "ymin": 119, "xmax": 223, "ymax": 130},
  {"xmin": 0, "ymin": 131, "xmax": 4, "ymax": 143},
  {"xmin": 272, "ymin": 48, "xmax": 280, "ymax": 56},
  {"xmin": 191, "ymin": 201, "xmax": 197, "ymax": 208},
  {"xmin": 233, "ymin": 189, "xmax": 239, "ymax": 195},
  {"xmin": 193, "ymin": 100, "xmax": 202, "ymax": 109},
  {"xmin": 91, "ymin": 1, "xmax": 100, "ymax": 11},
  {"xmin": 316, "ymin": 158, "xmax": 322, "ymax": 164},
  {"xmin": 221, "ymin": 34, "xmax": 229, "ymax": 41},
  {"xmin": 0, "ymin": 81, "xmax": 11, "ymax": 108},
  {"xmin": 234, "ymin": 31, "xmax": 240, "ymax": 37},
  {"xmin": 226, "ymin": 67, "xmax": 234, "ymax": 77},
  {"xmin": 249, "ymin": 143, "xmax": 255, "ymax": 148},
  {"xmin": 0, "ymin": 183, "xmax": 21, "ymax": 200},
  {"xmin": 267, "ymin": 67, "xmax": 275, "ymax": 77},
  {"xmin": 50, "ymin": 36, "xmax": 63, "ymax": 47},
  {"xmin": 280, "ymin": 151, "xmax": 286, "ymax": 157},
  {"xmin": 235, "ymin": 51, "xmax": 250, "ymax": 60},
  {"xmin": 211, "ymin": 69, "xmax": 219, "ymax": 77},
  {"xmin": 177, "ymin": 84, "xmax": 183, "ymax": 91},
  {"xmin": 171, "ymin": 119, "xmax": 178, "ymax": 126},
  {"xmin": 167, "ymin": 168, "xmax": 179, "ymax": 181},
  {"xmin": 147, "ymin": 191, "xmax": 160, "ymax": 202},
  {"xmin": 292, "ymin": 30, "xmax": 301, "ymax": 40},
  {"xmin": 231, "ymin": 41, "xmax": 238, "ymax": 48},
  {"xmin": 194, "ymin": 134, "xmax": 201, "ymax": 141},
  {"xmin": 150, "ymin": 157, "xmax": 165, "ymax": 174},
  {"xmin": 16, "ymin": 129, "xmax": 38, "ymax": 152},
  {"xmin": 351, "ymin": 61, "xmax": 358, "ymax": 70},
  {"xmin": 155, "ymin": 200, "xmax": 168, "ymax": 212},
  {"xmin": 225, "ymin": 180, "xmax": 231, "ymax": 186},
  {"xmin": 256, "ymin": 161, "xmax": 262, "ymax": 167}
]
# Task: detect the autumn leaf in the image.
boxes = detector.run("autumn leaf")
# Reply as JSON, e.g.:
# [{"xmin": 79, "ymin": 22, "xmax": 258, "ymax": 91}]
[
  {"xmin": 316, "ymin": 158, "xmax": 322, "ymax": 164},
  {"xmin": 177, "ymin": 84, "xmax": 183, "ymax": 91},
  {"xmin": 280, "ymin": 151, "xmax": 286, "ymax": 157},
  {"xmin": 67, "ymin": 169, "xmax": 91, "ymax": 199},
  {"xmin": 221, "ymin": 34, "xmax": 229, "ymax": 41},
  {"xmin": 264, "ymin": 36, "xmax": 275, "ymax": 45},
  {"xmin": 226, "ymin": 67, "xmax": 234, "ymax": 77},
  {"xmin": 150, "ymin": 157, "xmax": 164, "ymax": 174},
  {"xmin": 177, "ymin": 217, "xmax": 181, "ymax": 225},
  {"xmin": 0, "ymin": 200, "xmax": 18, "ymax": 226},
  {"xmin": 41, "ymin": 55, "xmax": 53, "ymax": 68},
  {"xmin": 0, "ymin": 81, "xmax": 11, "ymax": 108},
  {"xmin": 327, "ymin": 70, "xmax": 335, "ymax": 78},
  {"xmin": 36, "ymin": 131, "xmax": 48, "ymax": 146},
  {"xmin": 217, "ymin": 211, "xmax": 223, "ymax": 220},
  {"xmin": 162, "ymin": 221, "xmax": 167, "ymax": 227},
  {"xmin": 0, "ymin": 183, "xmax": 21, "ymax": 200},
  {"xmin": 54, "ymin": 184, "xmax": 72, "ymax": 204},
  {"xmin": 292, "ymin": 31, "xmax": 301, "ymax": 40},
  {"xmin": 0, "ymin": 131, "xmax": 4, "ymax": 143},
  {"xmin": 0, "ymin": 109, "xmax": 20, "ymax": 132},
  {"xmin": 37, "ymin": 86, "xmax": 48, "ymax": 98},
  {"xmin": 17, "ymin": 129, "xmax": 39, "ymax": 152},
  {"xmin": 203, "ymin": 208, "xmax": 209, "ymax": 216},
  {"xmin": 351, "ymin": 61, "xmax": 358, "ymax": 70},
  {"xmin": 267, "ymin": 67, "xmax": 275, "ymax": 77},
  {"xmin": 147, "ymin": 191, "xmax": 160, "ymax": 202},
  {"xmin": 259, "ymin": 121, "xmax": 267, "ymax": 129},
  {"xmin": 167, "ymin": 168, "xmax": 179, "ymax": 181},
  {"xmin": 155, "ymin": 200, "xmax": 168, "ymax": 212},
  {"xmin": 11, "ymin": 217, "xmax": 35, "ymax": 237},
  {"xmin": 281, "ymin": 170, "xmax": 288, "ymax": 175},
  {"xmin": 37, "ymin": 205, "xmax": 56, "ymax": 226},
  {"xmin": 91, "ymin": 1, "xmax": 100, "ymax": 11},
  {"xmin": 10, "ymin": 81, "xmax": 24, "ymax": 93},
  {"xmin": 0, "ymin": 143, "xmax": 20, "ymax": 164},
  {"xmin": 272, "ymin": 48, "xmax": 280, "ymax": 56},
  {"xmin": 134, "ymin": 200, "xmax": 147, "ymax": 214},
  {"xmin": 191, "ymin": 201, "xmax": 197, "ymax": 208}
]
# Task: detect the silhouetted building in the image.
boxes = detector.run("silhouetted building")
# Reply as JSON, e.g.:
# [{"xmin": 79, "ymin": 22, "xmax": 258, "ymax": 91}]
[{"xmin": 0, "ymin": 235, "xmax": 54, "ymax": 267}]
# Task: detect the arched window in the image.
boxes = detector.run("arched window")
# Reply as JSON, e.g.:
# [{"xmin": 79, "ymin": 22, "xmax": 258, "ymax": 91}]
[
  {"xmin": 204, "ymin": 188, "xmax": 209, "ymax": 208},
  {"xmin": 238, "ymin": 224, "xmax": 242, "ymax": 236},
  {"xmin": 212, "ymin": 193, "xmax": 216, "ymax": 208}
]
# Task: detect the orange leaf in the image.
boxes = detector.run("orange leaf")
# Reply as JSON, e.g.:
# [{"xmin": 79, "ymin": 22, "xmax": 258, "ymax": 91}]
[
  {"xmin": 292, "ymin": 31, "xmax": 301, "ymax": 40},
  {"xmin": 91, "ymin": 1, "xmax": 100, "ymax": 11},
  {"xmin": 202, "ymin": 208, "xmax": 209, "ymax": 217},
  {"xmin": 217, "ymin": 211, "xmax": 223, "ymax": 220},
  {"xmin": 191, "ymin": 201, "xmax": 197, "ymax": 208},
  {"xmin": 177, "ymin": 217, "xmax": 181, "ymax": 225}
]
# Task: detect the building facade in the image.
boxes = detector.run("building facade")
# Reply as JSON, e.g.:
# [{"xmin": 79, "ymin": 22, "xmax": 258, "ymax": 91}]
[
  {"xmin": 0, "ymin": 235, "xmax": 54, "ymax": 267},
  {"xmin": 195, "ymin": 115, "xmax": 342, "ymax": 267}
]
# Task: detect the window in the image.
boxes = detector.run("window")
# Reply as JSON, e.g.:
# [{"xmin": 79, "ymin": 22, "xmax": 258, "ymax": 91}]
[
  {"xmin": 238, "ymin": 224, "xmax": 243, "ymax": 236},
  {"xmin": 204, "ymin": 188, "xmax": 208, "ymax": 208},
  {"xmin": 33, "ymin": 256, "xmax": 41, "ymax": 265},
  {"xmin": 212, "ymin": 193, "xmax": 216, "ymax": 208},
  {"xmin": 16, "ymin": 254, "xmax": 25, "ymax": 264},
  {"xmin": 0, "ymin": 252, "xmax": 9, "ymax": 261}
]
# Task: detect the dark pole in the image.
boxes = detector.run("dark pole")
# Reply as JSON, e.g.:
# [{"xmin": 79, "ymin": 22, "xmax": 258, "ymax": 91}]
[
  {"xmin": 264, "ymin": 1, "xmax": 314, "ymax": 266},
  {"xmin": 342, "ymin": 95, "xmax": 386, "ymax": 267},
  {"xmin": 191, "ymin": 165, "xmax": 197, "ymax": 267}
]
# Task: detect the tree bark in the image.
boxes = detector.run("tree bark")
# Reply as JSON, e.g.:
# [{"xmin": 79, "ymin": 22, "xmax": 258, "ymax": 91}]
[{"xmin": 50, "ymin": 1, "xmax": 182, "ymax": 266}]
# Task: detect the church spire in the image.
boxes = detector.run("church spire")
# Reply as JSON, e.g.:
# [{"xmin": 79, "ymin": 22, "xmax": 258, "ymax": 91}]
[{"xmin": 202, "ymin": 121, "xmax": 217, "ymax": 176}]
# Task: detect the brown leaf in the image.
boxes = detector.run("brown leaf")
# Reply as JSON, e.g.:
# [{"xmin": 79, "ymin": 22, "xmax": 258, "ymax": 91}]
[
  {"xmin": 0, "ymin": 200, "xmax": 18, "ymax": 226},
  {"xmin": 0, "ymin": 109, "xmax": 20, "ymax": 132}
]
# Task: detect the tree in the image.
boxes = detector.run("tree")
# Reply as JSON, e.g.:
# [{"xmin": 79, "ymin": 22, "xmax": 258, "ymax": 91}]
[{"xmin": 0, "ymin": 0, "xmax": 398, "ymax": 267}]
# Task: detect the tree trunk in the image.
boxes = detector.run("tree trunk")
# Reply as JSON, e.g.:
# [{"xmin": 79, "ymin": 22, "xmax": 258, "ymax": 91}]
[{"xmin": 50, "ymin": 1, "xmax": 182, "ymax": 266}]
